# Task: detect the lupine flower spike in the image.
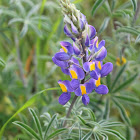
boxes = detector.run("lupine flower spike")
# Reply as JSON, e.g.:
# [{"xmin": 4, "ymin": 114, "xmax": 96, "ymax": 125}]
[{"xmin": 53, "ymin": 0, "xmax": 113, "ymax": 105}]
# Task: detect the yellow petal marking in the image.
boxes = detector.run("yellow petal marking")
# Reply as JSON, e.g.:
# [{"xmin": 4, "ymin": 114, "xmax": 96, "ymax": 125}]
[
  {"xmin": 95, "ymin": 77, "xmax": 101, "ymax": 87},
  {"xmin": 70, "ymin": 70, "xmax": 78, "ymax": 79},
  {"xmin": 96, "ymin": 40, "xmax": 98, "ymax": 48},
  {"xmin": 90, "ymin": 63, "xmax": 95, "ymax": 71},
  {"xmin": 98, "ymin": 61, "xmax": 101, "ymax": 70},
  {"xmin": 61, "ymin": 46, "xmax": 68, "ymax": 53},
  {"xmin": 59, "ymin": 83, "xmax": 67, "ymax": 92},
  {"xmin": 116, "ymin": 56, "xmax": 127, "ymax": 66},
  {"xmin": 80, "ymin": 85, "xmax": 86, "ymax": 95}
]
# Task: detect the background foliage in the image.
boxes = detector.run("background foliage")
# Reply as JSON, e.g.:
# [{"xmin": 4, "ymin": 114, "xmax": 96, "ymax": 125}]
[{"xmin": 0, "ymin": 0, "xmax": 140, "ymax": 139}]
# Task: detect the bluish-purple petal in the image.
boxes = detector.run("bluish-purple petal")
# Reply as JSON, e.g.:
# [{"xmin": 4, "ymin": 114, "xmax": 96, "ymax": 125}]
[
  {"xmin": 76, "ymin": 66, "xmax": 85, "ymax": 80},
  {"xmin": 85, "ymin": 34, "xmax": 90, "ymax": 47},
  {"xmin": 98, "ymin": 40, "xmax": 105, "ymax": 50},
  {"xmin": 89, "ymin": 25, "xmax": 96, "ymax": 39},
  {"xmin": 83, "ymin": 62, "xmax": 90, "ymax": 72},
  {"xmin": 71, "ymin": 22, "xmax": 79, "ymax": 34},
  {"xmin": 90, "ymin": 70, "xmax": 98, "ymax": 80},
  {"xmin": 95, "ymin": 46, "xmax": 107, "ymax": 61},
  {"xmin": 60, "ymin": 41, "xmax": 73, "ymax": 54},
  {"xmin": 85, "ymin": 82, "xmax": 93, "ymax": 93},
  {"xmin": 58, "ymin": 92, "xmax": 71, "ymax": 105},
  {"xmin": 82, "ymin": 94, "xmax": 90, "ymax": 105},
  {"xmin": 95, "ymin": 85, "xmax": 108, "ymax": 94},
  {"xmin": 64, "ymin": 24, "xmax": 72, "ymax": 37},
  {"xmin": 52, "ymin": 57, "xmax": 69, "ymax": 68},
  {"xmin": 101, "ymin": 62, "xmax": 113, "ymax": 77},
  {"xmin": 71, "ymin": 79, "xmax": 80, "ymax": 90},
  {"xmin": 55, "ymin": 52, "xmax": 71, "ymax": 61},
  {"xmin": 73, "ymin": 42, "xmax": 81, "ymax": 56},
  {"xmin": 75, "ymin": 87, "xmax": 82, "ymax": 96},
  {"xmin": 61, "ymin": 68, "xmax": 69, "ymax": 75}
]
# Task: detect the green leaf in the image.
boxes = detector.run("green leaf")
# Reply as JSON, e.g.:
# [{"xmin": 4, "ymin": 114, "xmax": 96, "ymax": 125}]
[
  {"xmin": 0, "ymin": 58, "xmax": 5, "ymax": 67},
  {"xmin": 91, "ymin": 0, "xmax": 105, "ymax": 16},
  {"xmin": 20, "ymin": 23, "xmax": 28, "ymax": 38},
  {"xmin": 79, "ymin": 123, "xmax": 82, "ymax": 140},
  {"xmin": 44, "ymin": 114, "xmax": 57, "ymax": 139},
  {"xmin": 111, "ymin": 64, "xmax": 127, "ymax": 92},
  {"xmin": 106, "ymin": 74, "xmax": 111, "ymax": 90},
  {"xmin": 82, "ymin": 107, "xmax": 96, "ymax": 121},
  {"xmin": 103, "ymin": 129, "xmax": 126, "ymax": 140},
  {"xmin": 29, "ymin": 108, "xmax": 43, "ymax": 139},
  {"xmin": 111, "ymin": 0, "xmax": 116, "ymax": 11},
  {"xmin": 0, "ymin": 87, "xmax": 59, "ymax": 139},
  {"xmin": 103, "ymin": 98, "xmax": 110, "ymax": 120},
  {"xmin": 130, "ymin": 0, "xmax": 137, "ymax": 12},
  {"xmin": 112, "ymin": 73, "xmax": 138, "ymax": 93},
  {"xmin": 13, "ymin": 121, "xmax": 41, "ymax": 140},
  {"xmin": 98, "ymin": 17, "xmax": 110, "ymax": 34},
  {"xmin": 113, "ymin": 95, "xmax": 140, "ymax": 105},
  {"xmin": 113, "ymin": 98, "xmax": 131, "ymax": 126},
  {"xmin": 116, "ymin": 26, "xmax": 140, "ymax": 35},
  {"xmin": 94, "ymin": 133, "xmax": 100, "ymax": 140},
  {"xmin": 135, "ymin": 34, "xmax": 140, "ymax": 43},
  {"xmin": 77, "ymin": 115, "xmax": 87, "ymax": 125},
  {"xmin": 81, "ymin": 131, "xmax": 92, "ymax": 140},
  {"xmin": 46, "ymin": 128, "xmax": 67, "ymax": 140}
]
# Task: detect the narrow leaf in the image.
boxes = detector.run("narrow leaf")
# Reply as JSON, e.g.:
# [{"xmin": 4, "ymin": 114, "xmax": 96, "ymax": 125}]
[
  {"xmin": 13, "ymin": 121, "xmax": 40, "ymax": 140},
  {"xmin": 0, "ymin": 58, "xmax": 5, "ymax": 67},
  {"xmin": 81, "ymin": 131, "xmax": 92, "ymax": 140},
  {"xmin": 111, "ymin": 64, "xmax": 127, "ymax": 92},
  {"xmin": 114, "ymin": 95, "xmax": 140, "ymax": 105},
  {"xmin": 29, "ymin": 108, "xmax": 43, "ymax": 139},
  {"xmin": 116, "ymin": 26, "xmax": 140, "ymax": 35},
  {"xmin": 113, "ymin": 98, "xmax": 131, "ymax": 126},
  {"xmin": 91, "ymin": 0, "xmax": 105, "ymax": 15},
  {"xmin": 135, "ymin": 34, "xmax": 140, "ymax": 43},
  {"xmin": 103, "ymin": 129, "xmax": 126, "ymax": 140},
  {"xmin": 112, "ymin": 73, "xmax": 138, "ymax": 93},
  {"xmin": 46, "ymin": 128, "xmax": 66, "ymax": 140},
  {"xmin": 103, "ymin": 98, "xmax": 110, "ymax": 120},
  {"xmin": 98, "ymin": 17, "xmax": 110, "ymax": 34},
  {"xmin": 44, "ymin": 114, "xmax": 57, "ymax": 139},
  {"xmin": 130, "ymin": 0, "xmax": 137, "ymax": 12}
]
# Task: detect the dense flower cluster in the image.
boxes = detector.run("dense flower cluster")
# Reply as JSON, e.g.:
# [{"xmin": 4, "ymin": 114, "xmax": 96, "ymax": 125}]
[{"xmin": 52, "ymin": 0, "xmax": 113, "ymax": 105}]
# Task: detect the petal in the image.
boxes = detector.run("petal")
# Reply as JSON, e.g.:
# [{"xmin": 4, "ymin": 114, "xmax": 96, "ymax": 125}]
[
  {"xmin": 64, "ymin": 24, "xmax": 72, "ymax": 37},
  {"xmin": 52, "ymin": 57, "xmax": 69, "ymax": 68},
  {"xmin": 89, "ymin": 25, "xmax": 96, "ymax": 39},
  {"xmin": 98, "ymin": 40, "xmax": 105, "ymax": 50},
  {"xmin": 58, "ymin": 92, "xmax": 71, "ymax": 105},
  {"xmin": 83, "ymin": 62, "xmax": 90, "ymax": 72},
  {"xmin": 81, "ymin": 13, "xmax": 87, "ymax": 24},
  {"xmin": 61, "ymin": 68, "xmax": 69, "ymax": 75},
  {"xmin": 55, "ymin": 52, "xmax": 71, "ymax": 61},
  {"xmin": 82, "ymin": 94, "xmax": 90, "ymax": 105},
  {"xmin": 60, "ymin": 41, "xmax": 73, "ymax": 54},
  {"xmin": 101, "ymin": 62, "xmax": 113, "ymax": 77},
  {"xmin": 71, "ymin": 79, "xmax": 80, "ymax": 90},
  {"xmin": 79, "ymin": 18, "xmax": 84, "ymax": 30},
  {"xmin": 90, "ymin": 70, "xmax": 98, "ymax": 80},
  {"xmin": 85, "ymin": 82, "xmax": 93, "ymax": 93},
  {"xmin": 95, "ymin": 46, "xmax": 107, "ymax": 61},
  {"xmin": 71, "ymin": 22, "xmax": 79, "ymax": 34},
  {"xmin": 85, "ymin": 34, "xmax": 90, "ymax": 46},
  {"xmin": 73, "ymin": 42, "xmax": 81, "ymax": 56},
  {"xmin": 89, "ymin": 78, "xmax": 96, "ymax": 89},
  {"xmin": 95, "ymin": 85, "xmax": 108, "ymax": 94},
  {"xmin": 71, "ymin": 57, "xmax": 79, "ymax": 65},
  {"xmin": 76, "ymin": 67, "xmax": 85, "ymax": 80},
  {"xmin": 75, "ymin": 87, "xmax": 82, "ymax": 96},
  {"xmin": 65, "ymin": 80, "xmax": 74, "ymax": 92}
]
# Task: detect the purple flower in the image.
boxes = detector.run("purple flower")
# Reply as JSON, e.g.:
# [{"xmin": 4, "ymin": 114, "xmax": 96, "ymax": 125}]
[
  {"xmin": 74, "ymin": 82, "xmax": 93, "ymax": 105},
  {"xmin": 58, "ymin": 80, "xmax": 73, "ymax": 105}
]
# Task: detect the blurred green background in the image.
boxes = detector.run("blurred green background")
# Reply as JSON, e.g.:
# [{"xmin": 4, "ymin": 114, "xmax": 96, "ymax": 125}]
[{"xmin": 0, "ymin": 0, "xmax": 140, "ymax": 139}]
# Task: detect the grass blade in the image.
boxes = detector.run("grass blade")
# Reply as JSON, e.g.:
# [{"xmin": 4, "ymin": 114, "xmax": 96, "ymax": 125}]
[{"xmin": 0, "ymin": 87, "xmax": 59, "ymax": 139}]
